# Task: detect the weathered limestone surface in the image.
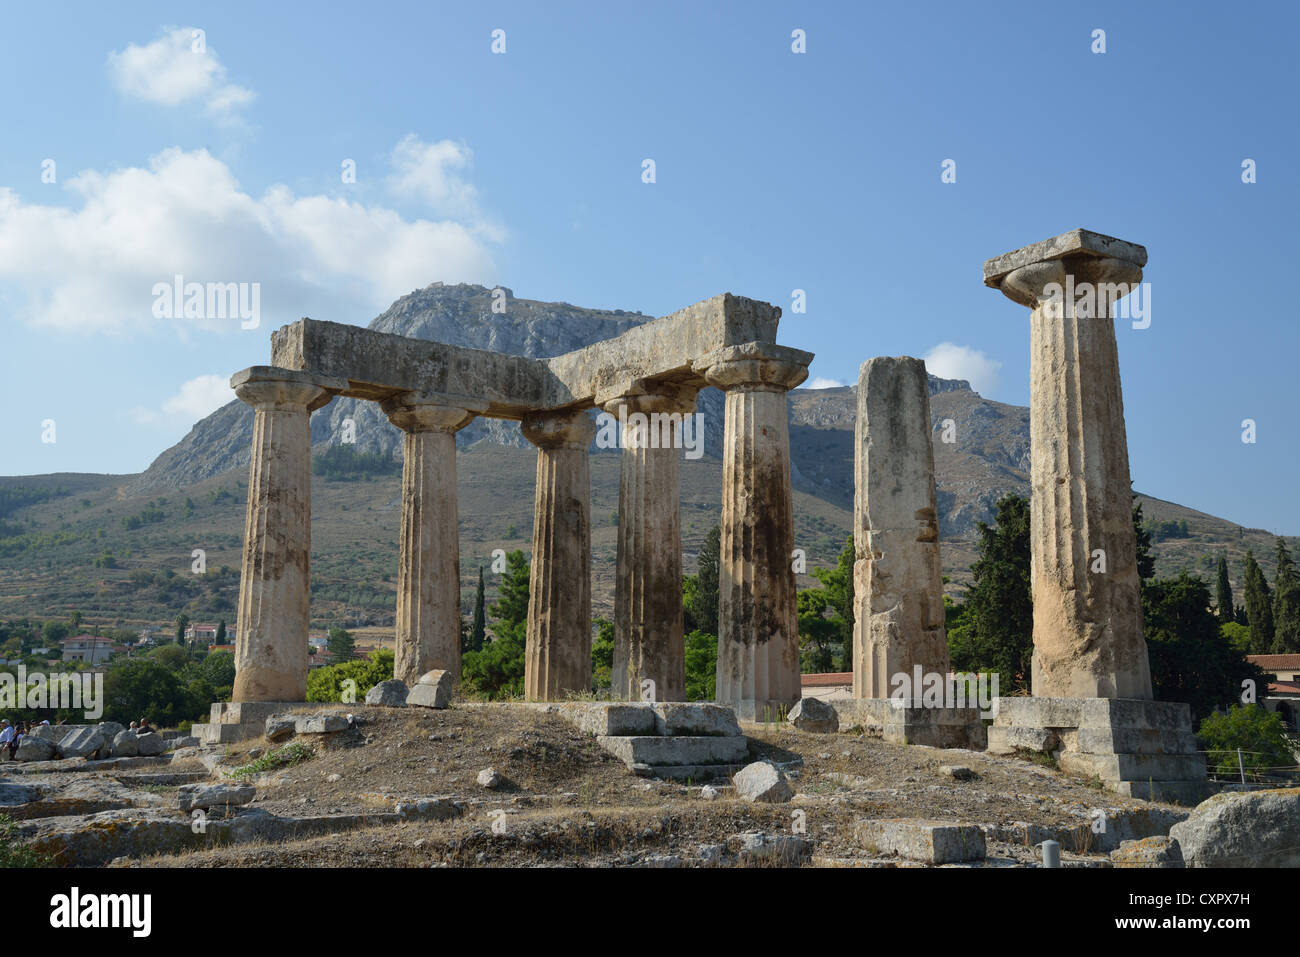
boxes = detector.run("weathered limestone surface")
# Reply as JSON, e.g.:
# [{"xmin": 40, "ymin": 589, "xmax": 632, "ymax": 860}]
[
  {"xmin": 985, "ymin": 231, "xmax": 1151, "ymax": 699},
  {"xmin": 1169, "ymin": 788, "xmax": 1300, "ymax": 868},
  {"xmin": 698, "ymin": 343, "xmax": 811, "ymax": 721},
  {"xmin": 522, "ymin": 409, "xmax": 596, "ymax": 700},
  {"xmin": 853, "ymin": 356, "xmax": 950, "ymax": 698},
  {"xmin": 605, "ymin": 387, "xmax": 698, "ymax": 703},
  {"xmin": 829, "ymin": 698, "xmax": 987, "ymax": 749},
  {"xmin": 231, "ymin": 367, "xmax": 343, "ymax": 702},
  {"xmin": 382, "ymin": 392, "xmax": 484, "ymax": 686},
  {"xmin": 854, "ymin": 819, "xmax": 986, "ymax": 864}
]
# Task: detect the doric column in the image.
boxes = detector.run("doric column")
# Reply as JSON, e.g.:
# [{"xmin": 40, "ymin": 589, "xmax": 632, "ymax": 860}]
[
  {"xmin": 696, "ymin": 342, "xmax": 812, "ymax": 721},
  {"xmin": 231, "ymin": 366, "xmax": 344, "ymax": 702},
  {"xmin": 984, "ymin": 229, "xmax": 1152, "ymax": 699},
  {"xmin": 381, "ymin": 392, "xmax": 486, "ymax": 687},
  {"xmin": 521, "ymin": 409, "xmax": 596, "ymax": 701},
  {"xmin": 853, "ymin": 356, "xmax": 950, "ymax": 698},
  {"xmin": 601, "ymin": 383, "xmax": 699, "ymax": 703}
]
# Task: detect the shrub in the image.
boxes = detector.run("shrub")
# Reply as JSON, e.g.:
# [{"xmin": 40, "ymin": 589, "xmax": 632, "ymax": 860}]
[{"xmin": 1197, "ymin": 704, "xmax": 1297, "ymax": 779}]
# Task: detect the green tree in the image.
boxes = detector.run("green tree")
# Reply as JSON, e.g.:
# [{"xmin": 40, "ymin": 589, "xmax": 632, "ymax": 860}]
[
  {"xmin": 148, "ymin": 644, "xmax": 190, "ymax": 673},
  {"xmin": 306, "ymin": 649, "xmax": 395, "ymax": 702},
  {"xmin": 467, "ymin": 566, "xmax": 487, "ymax": 653},
  {"xmin": 591, "ymin": 617, "xmax": 614, "ymax": 694},
  {"xmin": 688, "ymin": 525, "xmax": 720, "ymax": 637},
  {"xmin": 1197, "ymin": 704, "xmax": 1296, "ymax": 779},
  {"xmin": 101, "ymin": 659, "xmax": 205, "ymax": 726},
  {"xmin": 327, "ymin": 627, "xmax": 356, "ymax": 662},
  {"xmin": 199, "ymin": 650, "xmax": 236, "ymax": 698},
  {"xmin": 461, "ymin": 551, "xmax": 530, "ymax": 698},
  {"xmin": 41, "ymin": 621, "xmax": 69, "ymax": 646},
  {"xmin": 1271, "ymin": 538, "xmax": 1300, "ymax": 653},
  {"xmin": 1242, "ymin": 550, "xmax": 1275, "ymax": 653},
  {"xmin": 795, "ymin": 537, "xmax": 854, "ymax": 673},
  {"xmin": 215, "ymin": 619, "xmax": 227, "ymax": 643},
  {"xmin": 1144, "ymin": 571, "xmax": 1264, "ymax": 721},
  {"xmin": 684, "ymin": 630, "xmax": 718, "ymax": 701},
  {"xmin": 1214, "ymin": 555, "xmax": 1234, "ymax": 624},
  {"xmin": 948, "ymin": 494, "xmax": 1032, "ymax": 692},
  {"xmin": 175, "ymin": 612, "xmax": 190, "ymax": 645}
]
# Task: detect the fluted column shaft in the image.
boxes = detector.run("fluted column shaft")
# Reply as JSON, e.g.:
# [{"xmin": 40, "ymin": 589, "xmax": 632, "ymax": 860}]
[
  {"xmin": 232, "ymin": 368, "xmax": 339, "ymax": 702},
  {"xmin": 382, "ymin": 393, "xmax": 483, "ymax": 687},
  {"xmin": 992, "ymin": 240, "xmax": 1152, "ymax": 699},
  {"xmin": 522, "ymin": 410, "xmax": 596, "ymax": 701},
  {"xmin": 604, "ymin": 387, "xmax": 698, "ymax": 702},
  {"xmin": 699, "ymin": 343, "xmax": 811, "ymax": 721}
]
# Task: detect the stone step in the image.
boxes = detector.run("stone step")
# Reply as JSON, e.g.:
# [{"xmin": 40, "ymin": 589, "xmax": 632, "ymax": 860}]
[
  {"xmin": 596, "ymin": 735, "xmax": 750, "ymax": 767},
  {"xmin": 852, "ymin": 819, "xmax": 987, "ymax": 864}
]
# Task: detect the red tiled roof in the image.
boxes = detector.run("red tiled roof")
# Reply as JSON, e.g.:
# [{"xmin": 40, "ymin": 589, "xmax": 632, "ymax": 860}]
[
  {"xmin": 1247, "ymin": 654, "xmax": 1300, "ymax": 669},
  {"xmin": 1268, "ymin": 681, "xmax": 1300, "ymax": 695},
  {"xmin": 801, "ymin": 672, "xmax": 852, "ymax": 687}
]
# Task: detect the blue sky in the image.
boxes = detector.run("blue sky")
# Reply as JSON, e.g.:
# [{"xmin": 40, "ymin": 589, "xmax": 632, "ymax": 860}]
[{"xmin": 1, "ymin": 1, "xmax": 1297, "ymax": 533}]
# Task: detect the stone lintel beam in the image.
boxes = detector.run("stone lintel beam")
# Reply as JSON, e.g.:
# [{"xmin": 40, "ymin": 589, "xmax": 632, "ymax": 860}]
[
  {"xmin": 230, "ymin": 366, "xmax": 347, "ymax": 411},
  {"xmin": 381, "ymin": 392, "xmax": 484, "ymax": 686},
  {"xmin": 272, "ymin": 319, "xmax": 550, "ymax": 415},
  {"xmin": 268, "ymin": 293, "xmax": 789, "ymax": 417},
  {"xmin": 521, "ymin": 409, "xmax": 597, "ymax": 701}
]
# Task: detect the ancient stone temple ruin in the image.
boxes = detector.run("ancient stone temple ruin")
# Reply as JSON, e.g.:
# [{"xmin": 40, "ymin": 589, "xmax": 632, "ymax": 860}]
[
  {"xmin": 218, "ymin": 230, "xmax": 1207, "ymax": 803},
  {"xmin": 226, "ymin": 294, "xmax": 811, "ymax": 721}
]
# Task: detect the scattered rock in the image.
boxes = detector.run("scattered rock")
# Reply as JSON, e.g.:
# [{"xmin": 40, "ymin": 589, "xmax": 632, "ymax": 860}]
[
  {"xmin": 112, "ymin": 730, "xmax": 139, "ymax": 758},
  {"xmin": 135, "ymin": 733, "xmax": 166, "ymax": 757},
  {"xmin": 407, "ymin": 670, "xmax": 453, "ymax": 709},
  {"xmin": 177, "ymin": 784, "xmax": 257, "ymax": 813},
  {"xmin": 326, "ymin": 773, "xmax": 342, "ymax": 783},
  {"xmin": 59, "ymin": 728, "xmax": 107, "ymax": 760},
  {"xmin": 733, "ymin": 761, "xmax": 793, "ymax": 803},
  {"xmin": 296, "ymin": 714, "xmax": 348, "ymax": 734},
  {"xmin": 700, "ymin": 785, "xmax": 720, "ymax": 801},
  {"xmin": 265, "ymin": 716, "xmax": 296, "ymax": 742},
  {"xmin": 1170, "ymin": 788, "xmax": 1300, "ymax": 868},
  {"xmin": 1111, "ymin": 836, "xmax": 1184, "ymax": 868},
  {"xmin": 365, "ymin": 680, "xmax": 409, "ymax": 707},
  {"xmin": 97, "ymin": 722, "xmax": 126, "ymax": 741},
  {"xmin": 853, "ymin": 819, "xmax": 986, "ymax": 864},
  {"xmin": 477, "ymin": 768, "xmax": 503, "ymax": 790},
  {"xmin": 636, "ymin": 854, "xmax": 682, "ymax": 868},
  {"xmin": 735, "ymin": 831, "xmax": 809, "ymax": 865},
  {"xmin": 940, "ymin": 765, "xmax": 975, "ymax": 781},
  {"xmin": 696, "ymin": 843, "xmax": 726, "ymax": 865},
  {"xmin": 788, "ymin": 698, "xmax": 839, "ymax": 734}
]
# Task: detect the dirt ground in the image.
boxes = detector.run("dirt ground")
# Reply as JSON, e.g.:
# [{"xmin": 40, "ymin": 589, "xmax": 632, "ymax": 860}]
[{"xmin": 109, "ymin": 703, "xmax": 1177, "ymax": 868}]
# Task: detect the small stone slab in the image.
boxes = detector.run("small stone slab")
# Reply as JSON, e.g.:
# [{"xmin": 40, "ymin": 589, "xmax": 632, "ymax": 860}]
[
  {"xmin": 596, "ymin": 735, "xmax": 749, "ymax": 768},
  {"xmin": 136, "ymin": 732, "xmax": 166, "ymax": 756},
  {"xmin": 177, "ymin": 783, "xmax": 256, "ymax": 813},
  {"xmin": 983, "ymin": 229, "xmax": 1147, "ymax": 288},
  {"xmin": 853, "ymin": 819, "xmax": 986, "ymax": 864},
  {"xmin": 788, "ymin": 698, "xmax": 839, "ymax": 733},
  {"xmin": 408, "ymin": 670, "xmax": 453, "ymax": 709},
  {"xmin": 563, "ymin": 703, "xmax": 657, "ymax": 737},
  {"xmin": 112, "ymin": 730, "xmax": 140, "ymax": 757}
]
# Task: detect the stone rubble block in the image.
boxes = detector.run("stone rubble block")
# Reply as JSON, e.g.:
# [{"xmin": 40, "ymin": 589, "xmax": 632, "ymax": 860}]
[
  {"xmin": 294, "ymin": 714, "xmax": 349, "ymax": 735},
  {"xmin": 597, "ymin": 735, "xmax": 749, "ymax": 768},
  {"xmin": 563, "ymin": 703, "xmax": 657, "ymax": 737},
  {"xmin": 58, "ymin": 728, "xmax": 108, "ymax": 760},
  {"xmin": 365, "ymin": 680, "xmax": 409, "ymax": 707},
  {"xmin": 788, "ymin": 698, "xmax": 839, "ymax": 733},
  {"xmin": 135, "ymin": 732, "xmax": 166, "ymax": 756},
  {"xmin": 407, "ymin": 670, "xmax": 454, "ymax": 709},
  {"xmin": 112, "ymin": 731, "xmax": 140, "ymax": 757},
  {"xmin": 732, "ymin": 761, "xmax": 794, "ymax": 803},
  {"xmin": 853, "ymin": 819, "xmax": 986, "ymax": 864},
  {"xmin": 734, "ymin": 830, "xmax": 809, "ymax": 864},
  {"xmin": 1110, "ymin": 836, "xmax": 1184, "ymax": 868},
  {"xmin": 177, "ymin": 783, "xmax": 257, "ymax": 813},
  {"xmin": 651, "ymin": 703, "xmax": 742, "ymax": 737},
  {"xmin": 1169, "ymin": 788, "xmax": 1300, "ymax": 868}
]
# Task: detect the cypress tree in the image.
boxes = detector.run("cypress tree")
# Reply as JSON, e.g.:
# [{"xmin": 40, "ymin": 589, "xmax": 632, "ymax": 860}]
[
  {"xmin": 689, "ymin": 525, "xmax": 721, "ymax": 637},
  {"xmin": 1243, "ymin": 550, "xmax": 1274, "ymax": 654},
  {"xmin": 958, "ymin": 494, "xmax": 1033, "ymax": 692},
  {"xmin": 470, "ymin": 566, "xmax": 487, "ymax": 652},
  {"xmin": 1214, "ymin": 556, "xmax": 1233, "ymax": 624},
  {"xmin": 1271, "ymin": 539, "xmax": 1300, "ymax": 653}
]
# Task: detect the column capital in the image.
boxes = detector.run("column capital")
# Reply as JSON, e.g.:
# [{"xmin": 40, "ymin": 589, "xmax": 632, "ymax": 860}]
[
  {"xmin": 984, "ymin": 228, "xmax": 1146, "ymax": 309},
  {"xmin": 521, "ymin": 408, "xmax": 596, "ymax": 450},
  {"xmin": 231, "ymin": 366, "xmax": 347, "ymax": 412},
  {"xmin": 694, "ymin": 342, "xmax": 812, "ymax": 392},
  {"xmin": 380, "ymin": 391, "xmax": 489, "ymax": 433},
  {"xmin": 597, "ymin": 380, "xmax": 700, "ymax": 415}
]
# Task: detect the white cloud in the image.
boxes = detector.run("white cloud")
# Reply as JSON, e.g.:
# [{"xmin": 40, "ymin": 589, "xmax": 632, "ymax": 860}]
[
  {"xmin": 387, "ymin": 135, "xmax": 506, "ymax": 241},
  {"xmin": 108, "ymin": 27, "xmax": 255, "ymax": 119},
  {"xmin": 805, "ymin": 377, "xmax": 848, "ymax": 390},
  {"xmin": 922, "ymin": 342, "xmax": 1002, "ymax": 396},
  {"xmin": 132, "ymin": 374, "xmax": 232, "ymax": 426},
  {"xmin": 0, "ymin": 145, "xmax": 499, "ymax": 334}
]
